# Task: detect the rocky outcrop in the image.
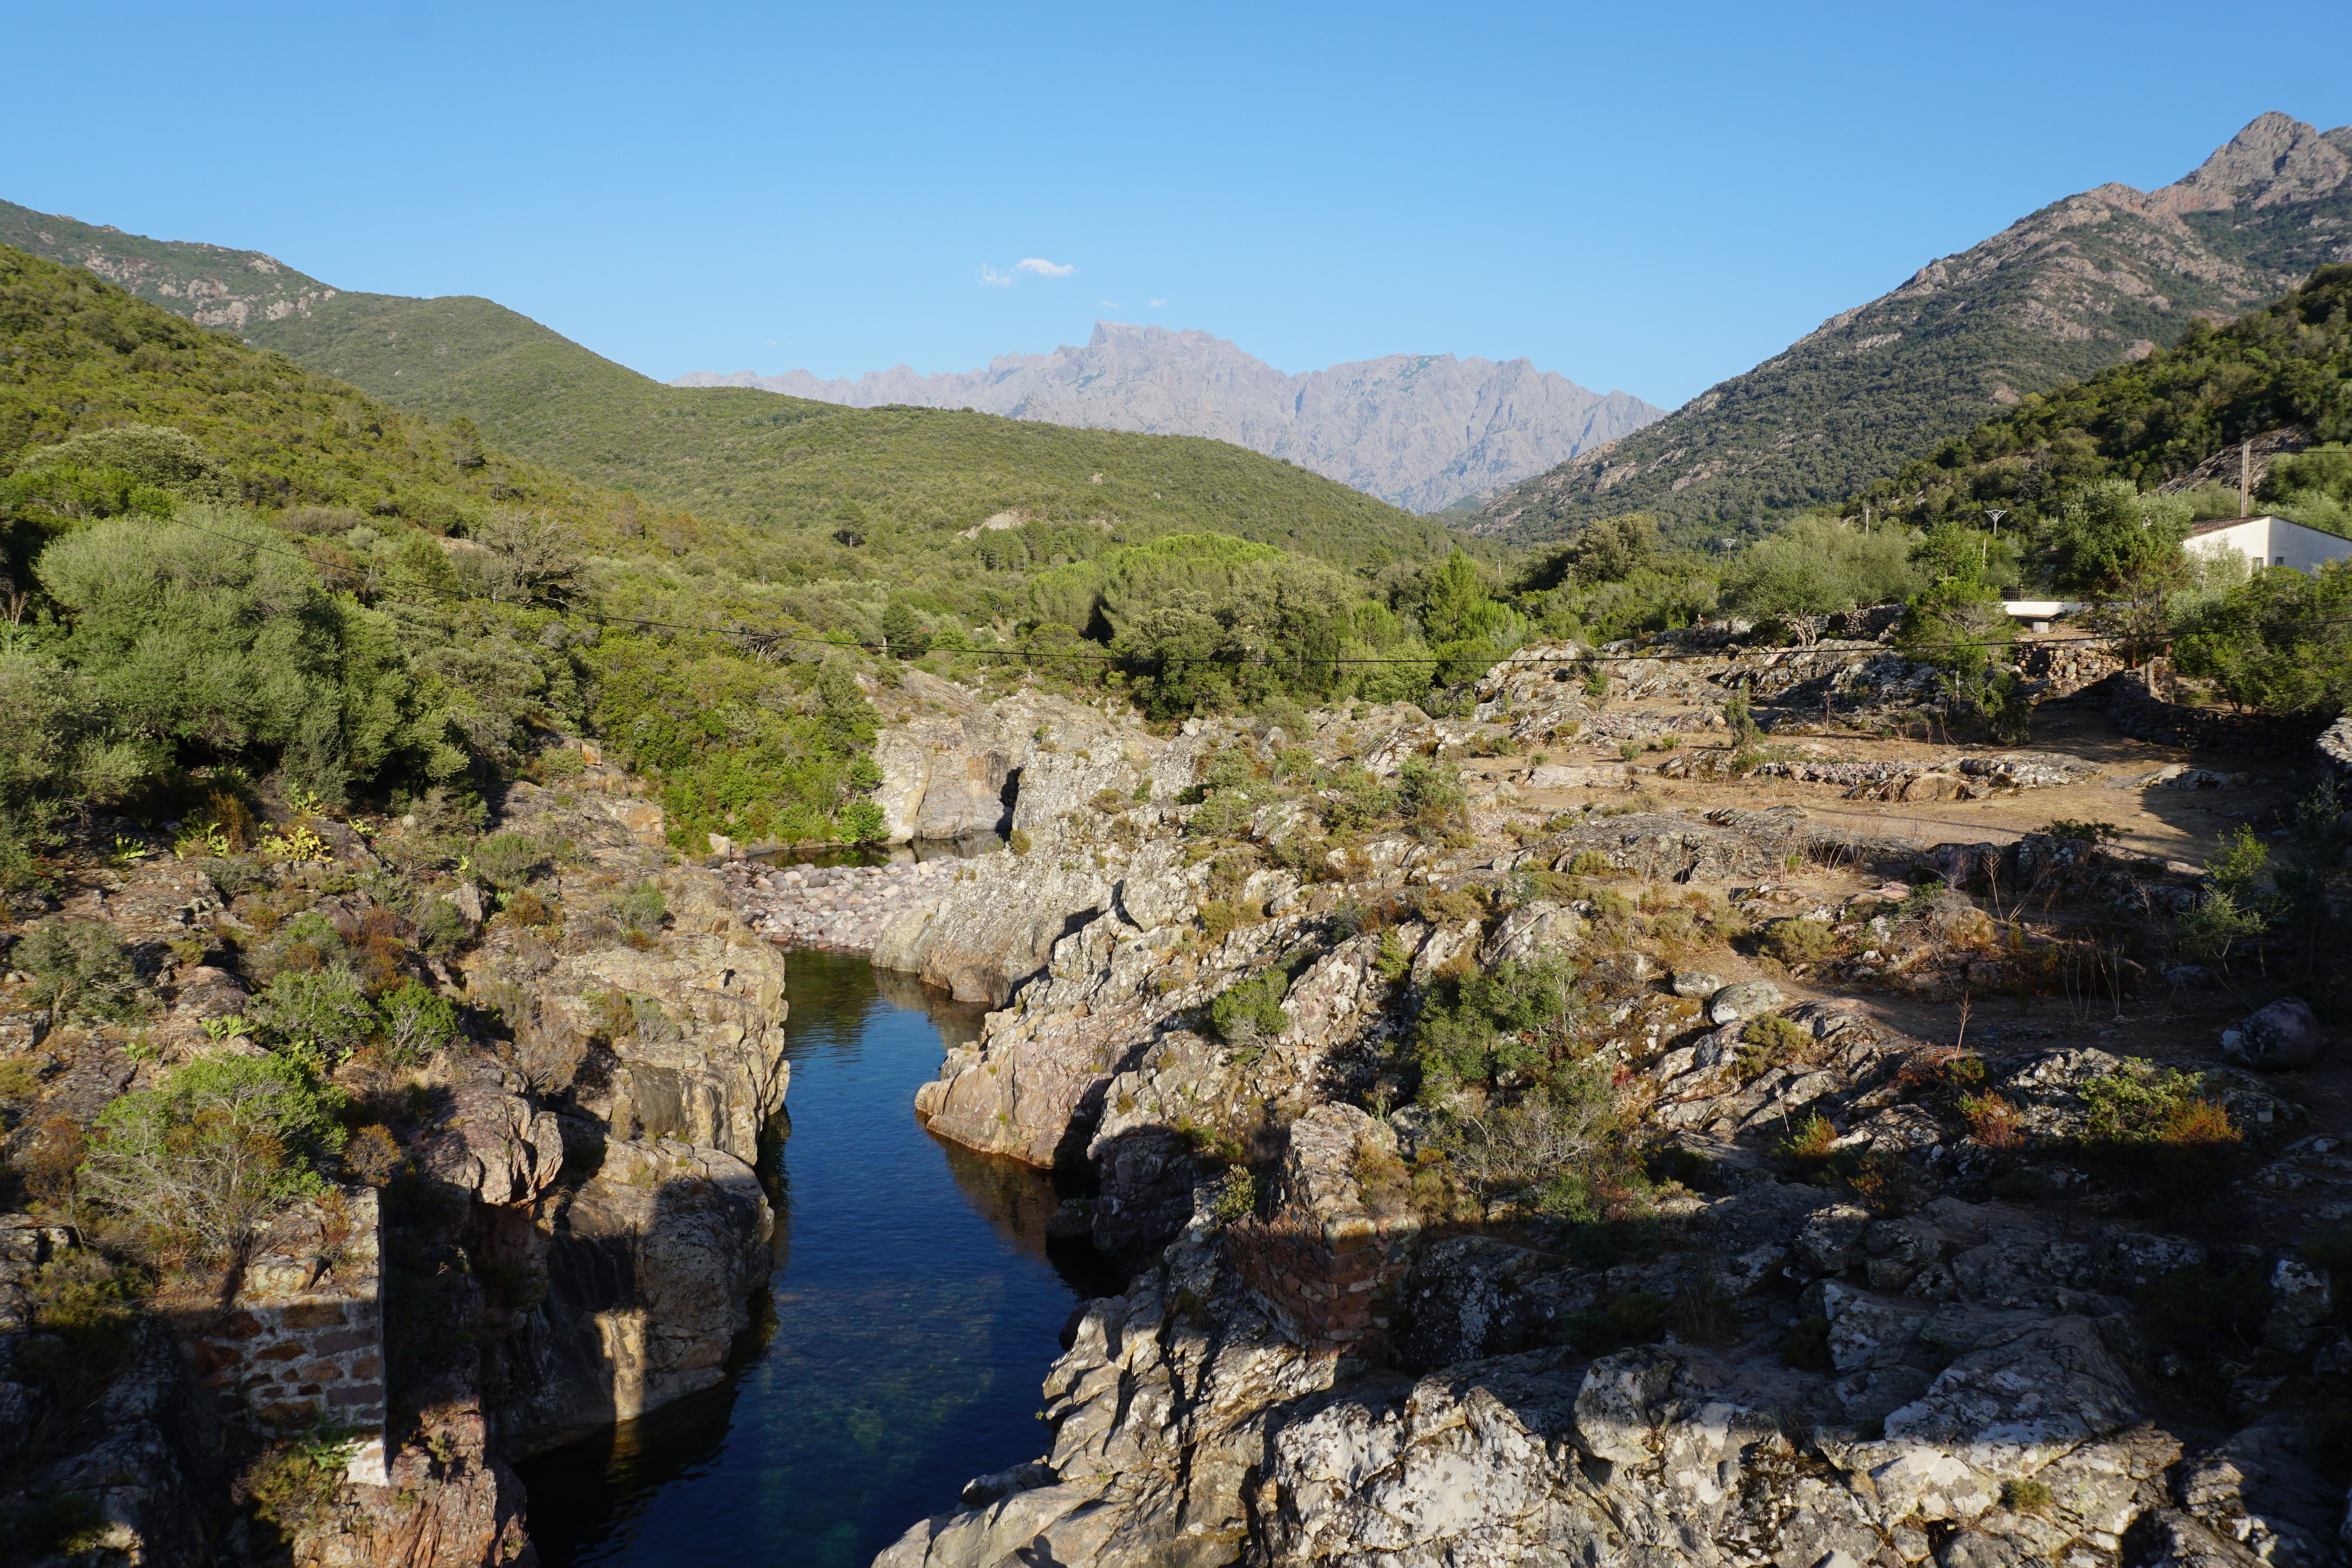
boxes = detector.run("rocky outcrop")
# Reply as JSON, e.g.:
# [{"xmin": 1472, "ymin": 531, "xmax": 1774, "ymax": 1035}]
[
  {"xmin": 449, "ymin": 783, "xmax": 794, "ymax": 1456},
  {"xmin": 489, "ymin": 1136, "xmax": 774, "ymax": 1453},
  {"xmin": 873, "ymin": 1132, "xmax": 2230, "ymax": 1568},
  {"xmin": 2084, "ymin": 669, "xmax": 2335, "ymax": 757},
  {"xmin": 2223, "ymin": 998, "xmax": 2326, "ymax": 1072},
  {"xmin": 731, "ymin": 857, "xmax": 967, "ymax": 953},
  {"xmin": 2320, "ymin": 712, "xmax": 2352, "ymax": 784}
]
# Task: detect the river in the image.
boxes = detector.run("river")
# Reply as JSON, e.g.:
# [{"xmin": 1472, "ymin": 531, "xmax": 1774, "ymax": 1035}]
[{"xmin": 516, "ymin": 951, "xmax": 1115, "ymax": 1567}]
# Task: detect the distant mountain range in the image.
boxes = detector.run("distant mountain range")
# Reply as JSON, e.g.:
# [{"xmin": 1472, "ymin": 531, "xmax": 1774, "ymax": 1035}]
[
  {"xmin": 677, "ymin": 326, "xmax": 1664, "ymax": 514},
  {"xmin": 1475, "ymin": 112, "xmax": 2352, "ymax": 543}
]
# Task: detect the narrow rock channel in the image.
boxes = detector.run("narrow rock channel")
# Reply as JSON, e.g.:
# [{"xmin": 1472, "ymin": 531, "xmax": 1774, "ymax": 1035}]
[{"xmin": 513, "ymin": 953, "xmax": 1115, "ymax": 1568}]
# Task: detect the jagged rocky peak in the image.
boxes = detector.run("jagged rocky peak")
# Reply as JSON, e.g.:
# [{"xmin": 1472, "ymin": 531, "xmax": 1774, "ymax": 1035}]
[
  {"xmin": 2123, "ymin": 110, "xmax": 2352, "ymax": 215},
  {"xmin": 674, "ymin": 322, "xmax": 1663, "ymax": 514}
]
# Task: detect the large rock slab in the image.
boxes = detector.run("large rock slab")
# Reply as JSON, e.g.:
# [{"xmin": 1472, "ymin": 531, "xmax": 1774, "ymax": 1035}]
[{"xmin": 493, "ymin": 1138, "xmax": 774, "ymax": 1454}]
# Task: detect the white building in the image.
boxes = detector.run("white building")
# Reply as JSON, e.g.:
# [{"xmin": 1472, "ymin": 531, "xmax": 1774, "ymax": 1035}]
[{"xmin": 2186, "ymin": 514, "xmax": 2352, "ymax": 574}]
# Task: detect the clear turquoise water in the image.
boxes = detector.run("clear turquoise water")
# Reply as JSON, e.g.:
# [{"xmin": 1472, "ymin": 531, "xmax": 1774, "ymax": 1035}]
[{"xmin": 517, "ymin": 952, "xmax": 1112, "ymax": 1567}]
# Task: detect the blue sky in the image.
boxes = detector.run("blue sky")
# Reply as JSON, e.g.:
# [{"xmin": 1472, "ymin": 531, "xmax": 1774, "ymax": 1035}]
[{"xmin": 14, "ymin": 1, "xmax": 2351, "ymax": 407}]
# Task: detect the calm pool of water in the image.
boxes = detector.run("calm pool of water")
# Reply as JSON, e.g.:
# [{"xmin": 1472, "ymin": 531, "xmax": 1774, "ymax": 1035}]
[{"xmin": 516, "ymin": 952, "xmax": 1112, "ymax": 1567}]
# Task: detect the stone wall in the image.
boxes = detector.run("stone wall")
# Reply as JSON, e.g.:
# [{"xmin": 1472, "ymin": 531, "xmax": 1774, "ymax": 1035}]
[
  {"xmin": 1220, "ymin": 1105, "xmax": 1417, "ymax": 1356},
  {"xmin": 183, "ymin": 1188, "xmax": 389, "ymax": 1480},
  {"xmin": 2015, "ymin": 638, "xmax": 2124, "ymax": 697},
  {"xmin": 2079, "ymin": 669, "xmax": 2331, "ymax": 756}
]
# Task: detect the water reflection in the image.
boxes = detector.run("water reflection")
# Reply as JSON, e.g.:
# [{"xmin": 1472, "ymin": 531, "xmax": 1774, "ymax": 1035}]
[{"xmin": 517, "ymin": 953, "xmax": 1111, "ymax": 1567}]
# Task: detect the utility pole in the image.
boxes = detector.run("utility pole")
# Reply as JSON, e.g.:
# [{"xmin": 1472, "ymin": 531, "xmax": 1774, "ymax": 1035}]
[
  {"xmin": 2240, "ymin": 440, "xmax": 2252, "ymax": 518},
  {"xmin": 1981, "ymin": 508, "xmax": 2005, "ymax": 573}
]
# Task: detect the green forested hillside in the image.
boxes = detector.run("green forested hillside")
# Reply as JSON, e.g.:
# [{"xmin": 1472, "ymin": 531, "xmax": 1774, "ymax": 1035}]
[
  {"xmin": 250, "ymin": 301, "xmax": 1461, "ymax": 571},
  {"xmin": 1874, "ymin": 263, "xmax": 2352, "ymax": 526},
  {"xmin": 0, "ymin": 247, "xmax": 665, "ymax": 545},
  {"xmin": 0, "ymin": 201, "xmax": 1463, "ymax": 574}
]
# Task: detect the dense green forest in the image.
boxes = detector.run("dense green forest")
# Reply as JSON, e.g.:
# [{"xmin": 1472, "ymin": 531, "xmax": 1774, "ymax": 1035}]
[{"xmin": 0, "ymin": 245, "xmax": 888, "ymax": 861}]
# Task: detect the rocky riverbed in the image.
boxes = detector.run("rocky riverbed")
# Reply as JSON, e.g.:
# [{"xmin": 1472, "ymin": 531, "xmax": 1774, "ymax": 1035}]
[{"xmin": 766, "ymin": 646, "xmax": 2352, "ymax": 1568}]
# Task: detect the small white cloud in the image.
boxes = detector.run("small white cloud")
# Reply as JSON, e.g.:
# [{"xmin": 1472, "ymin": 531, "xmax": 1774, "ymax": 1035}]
[
  {"xmin": 1148, "ymin": 298, "xmax": 1167, "ymax": 309},
  {"xmin": 978, "ymin": 264, "xmax": 1015, "ymax": 287},
  {"xmin": 1015, "ymin": 257, "xmax": 1076, "ymax": 278},
  {"xmin": 764, "ymin": 339, "xmax": 777, "ymax": 347},
  {"xmin": 1097, "ymin": 300, "xmax": 1121, "ymax": 309}
]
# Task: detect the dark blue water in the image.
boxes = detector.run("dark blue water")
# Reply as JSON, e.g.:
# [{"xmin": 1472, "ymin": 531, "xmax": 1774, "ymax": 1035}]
[{"xmin": 518, "ymin": 953, "xmax": 1113, "ymax": 1567}]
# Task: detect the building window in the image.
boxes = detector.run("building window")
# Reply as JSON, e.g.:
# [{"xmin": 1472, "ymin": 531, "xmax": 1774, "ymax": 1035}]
[{"xmin": 2277, "ymin": 557, "xmax": 2287, "ymax": 566}]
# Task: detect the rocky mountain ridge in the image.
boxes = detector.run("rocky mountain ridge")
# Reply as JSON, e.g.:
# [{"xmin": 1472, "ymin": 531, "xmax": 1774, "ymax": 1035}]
[
  {"xmin": 0, "ymin": 200, "xmax": 342, "ymax": 334},
  {"xmin": 677, "ymin": 322, "xmax": 1664, "ymax": 514},
  {"xmin": 1476, "ymin": 112, "xmax": 2352, "ymax": 541}
]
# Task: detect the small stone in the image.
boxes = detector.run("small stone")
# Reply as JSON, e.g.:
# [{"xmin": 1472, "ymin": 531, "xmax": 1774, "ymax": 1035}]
[{"xmin": 1672, "ymin": 971, "xmax": 1724, "ymax": 998}]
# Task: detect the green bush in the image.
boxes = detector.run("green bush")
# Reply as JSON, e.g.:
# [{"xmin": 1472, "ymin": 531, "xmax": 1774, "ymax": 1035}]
[
  {"xmin": 380, "ymin": 979, "xmax": 459, "ymax": 1064},
  {"xmin": 1414, "ymin": 956, "xmax": 1582, "ymax": 1098},
  {"xmin": 1208, "ymin": 970, "xmax": 1289, "ymax": 1044},
  {"xmin": 35, "ymin": 508, "xmax": 446, "ymax": 807},
  {"xmin": 80, "ymin": 1054, "xmax": 347, "ymax": 1261},
  {"xmin": 1395, "ymin": 755, "xmax": 1467, "ymax": 842},
  {"xmin": 1210, "ymin": 1168, "xmax": 1258, "ymax": 1224},
  {"xmin": 248, "ymin": 968, "xmax": 379, "ymax": 1063},
  {"xmin": 0, "ymin": 644, "xmax": 156, "ymax": 833},
  {"xmin": 246, "ymin": 1425, "xmax": 372, "ymax": 1536},
  {"xmin": 418, "ymin": 897, "xmax": 470, "ymax": 952},
  {"xmin": 838, "ymin": 798, "xmax": 887, "ymax": 843},
  {"xmin": 1431, "ymin": 1068, "xmax": 1646, "ymax": 1221},
  {"xmin": 1999, "ymin": 1479, "xmax": 2053, "ymax": 1515},
  {"xmin": 472, "ymin": 831, "xmax": 544, "ymax": 888},
  {"xmin": 2178, "ymin": 890, "xmax": 2269, "ymax": 966},
  {"xmin": 1739, "ymin": 1014, "xmax": 1815, "ymax": 1075},
  {"xmin": 14, "ymin": 919, "xmax": 139, "ymax": 1023},
  {"xmin": 617, "ymin": 882, "xmax": 667, "ymax": 934},
  {"xmin": 15, "ymin": 423, "xmax": 237, "ymax": 500},
  {"xmin": 1759, "ymin": 917, "xmax": 1839, "ymax": 965}
]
